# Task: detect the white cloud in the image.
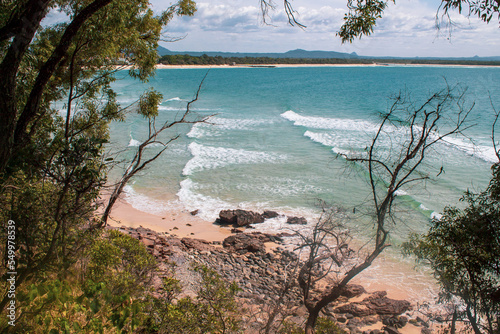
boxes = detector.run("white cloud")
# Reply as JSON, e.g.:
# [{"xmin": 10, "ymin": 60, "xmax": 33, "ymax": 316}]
[{"xmin": 157, "ymin": 0, "xmax": 500, "ymax": 57}]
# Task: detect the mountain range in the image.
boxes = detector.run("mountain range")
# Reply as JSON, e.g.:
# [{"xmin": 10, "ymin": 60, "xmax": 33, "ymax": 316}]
[{"xmin": 157, "ymin": 46, "xmax": 500, "ymax": 62}]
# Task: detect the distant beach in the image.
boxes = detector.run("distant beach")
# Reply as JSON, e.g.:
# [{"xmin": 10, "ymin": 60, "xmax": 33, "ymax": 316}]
[{"xmin": 112, "ymin": 63, "xmax": 500, "ymax": 70}]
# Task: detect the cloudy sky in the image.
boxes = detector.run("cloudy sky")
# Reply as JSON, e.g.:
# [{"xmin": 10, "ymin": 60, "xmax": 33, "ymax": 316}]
[{"xmin": 150, "ymin": 0, "xmax": 500, "ymax": 57}]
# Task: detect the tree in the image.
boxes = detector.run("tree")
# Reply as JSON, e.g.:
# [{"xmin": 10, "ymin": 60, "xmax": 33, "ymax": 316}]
[
  {"xmin": 0, "ymin": 0, "xmax": 196, "ymax": 175},
  {"xmin": 101, "ymin": 72, "xmax": 212, "ymax": 227},
  {"xmin": 403, "ymin": 130, "xmax": 500, "ymax": 333},
  {"xmin": 0, "ymin": 0, "xmax": 196, "ymax": 316},
  {"xmin": 293, "ymin": 85, "xmax": 474, "ymax": 334}
]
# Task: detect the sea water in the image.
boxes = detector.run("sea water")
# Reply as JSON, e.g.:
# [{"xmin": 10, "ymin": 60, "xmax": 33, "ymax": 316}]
[{"xmin": 108, "ymin": 65, "xmax": 499, "ymax": 298}]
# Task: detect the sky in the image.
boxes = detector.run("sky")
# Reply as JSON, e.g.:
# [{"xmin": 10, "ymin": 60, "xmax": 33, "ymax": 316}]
[
  {"xmin": 151, "ymin": 0, "xmax": 500, "ymax": 58},
  {"xmin": 41, "ymin": 0, "xmax": 500, "ymax": 58}
]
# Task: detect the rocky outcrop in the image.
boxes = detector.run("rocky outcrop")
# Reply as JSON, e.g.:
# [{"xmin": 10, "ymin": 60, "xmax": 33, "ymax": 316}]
[
  {"xmin": 111, "ymin": 225, "xmax": 420, "ymax": 334},
  {"xmin": 222, "ymin": 232, "xmax": 279, "ymax": 254},
  {"xmin": 217, "ymin": 209, "xmax": 265, "ymax": 227},
  {"xmin": 341, "ymin": 284, "xmax": 367, "ymax": 298},
  {"xmin": 286, "ymin": 216, "xmax": 308, "ymax": 225},
  {"xmin": 334, "ymin": 291, "xmax": 412, "ymax": 317},
  {"xmin": 181, "ymin": 237, "xmax": 213, "ymax": 252},
  {"xmin": 262, "ymin": 210, "xmax": 279, "ymax": 219}
]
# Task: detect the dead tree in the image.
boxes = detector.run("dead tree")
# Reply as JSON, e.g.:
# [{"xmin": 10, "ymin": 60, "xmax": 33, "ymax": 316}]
[
  {"xmin": 296, "ymin": 84, "xmax": 474, "ymax": 334},
  {"xmin": 100, "ymin": 72, "xmax": 212, "ymax": 226}
]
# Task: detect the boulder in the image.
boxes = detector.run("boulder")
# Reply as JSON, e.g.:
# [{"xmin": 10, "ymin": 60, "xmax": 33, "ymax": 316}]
[
  {"xmin": 262, "ymin": 210, "xmax": 280, "ymax": 219},
  {"xmin": 286, "ymin": 216, "xmax": 307, "ymax": 225},
  {"xmin": 334, "ymin": 291, "xmax": 411, "ymax": 317},
  {"xmin": 222, "ymin": 233, "xmax": 272, "ymax": 254},
  {"xmin": 218, "ymin": 209, "xmax": 265, "ymax": 227},
  {"xmin": 382, "ymin": 326, "xmax": 402, "ymax": 334},
  {"xmin": 181, "ymin": 237, "xmax": 213, "ymax": 252},
  {"xmin": 341, "ymin": 284, "xmax": 367, "ymax": 298}
]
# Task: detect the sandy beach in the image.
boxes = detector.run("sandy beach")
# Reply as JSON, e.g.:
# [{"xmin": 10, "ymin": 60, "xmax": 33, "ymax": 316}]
[
  {"xmin": 111, "ymin": 62, "xmax": 500, "ymax": 70},
  {"xmin": 105, "ymin": 195, "xmax": 233, "ymax": 242},
  {"xmin": 106, "ymin": 194, "xmax": 436, "ymax": 299}
]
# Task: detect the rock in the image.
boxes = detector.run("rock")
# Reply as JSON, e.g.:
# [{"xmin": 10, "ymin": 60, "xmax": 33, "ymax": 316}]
[
  {"xmin": 181, "ymin": 237, "xmax": 213, "ymax": 252},
  {"xmin": 286, "ymin": 216, "xmax": 307, "ymax": 225},
  {"xmin": 335, "ymin": 291, "xmax": 411, "ymax": 317},
  {"xmin": 218, "ymin": 209, "xmax": 265, "ymax": 227},
  {"xmin": 140, "ymin": 237, "xmax": 156, "ymax": 249},
  {"xmin": 231, "ymin": 228, "xmax": 245, "ymax": 233},
  {"xmin": 336, "ymin": 316, "xmax": 348, "ymax": 323},
  {"xmin": 222, "ymin": 233, "xmax": 266, "ymax": 254},
  {"xmin": 262, "ymin": 210, "xmax": 279, "ymax": 219},
  {"xmin": 382, "ymin": 326, "xmax": 401, "ymax": 334},
  {"xmin": 341, "ymin": 284, "xmax": 367, "ymax": 298},
  {"xmin": 190, "ymin": 209, "xmax": 199, "ymax": 216},
  {"xmin": 276, "ymin": 232, "xmax": 295, "ymax": 238}
]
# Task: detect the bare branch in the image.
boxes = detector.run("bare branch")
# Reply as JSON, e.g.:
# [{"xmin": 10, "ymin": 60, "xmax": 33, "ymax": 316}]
[{"xmin": 100, "ymin": 72, "xmax": 212, "ymax": 226}]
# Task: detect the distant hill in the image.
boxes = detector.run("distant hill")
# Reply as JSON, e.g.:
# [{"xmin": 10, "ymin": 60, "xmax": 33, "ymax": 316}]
[
  {"xmin": 157, "ymin": 47, "xmax": 359, "ymax": 59},
  {"xmin": 157, "ymin": 46, "xmax": 500, "ymax": 62}
]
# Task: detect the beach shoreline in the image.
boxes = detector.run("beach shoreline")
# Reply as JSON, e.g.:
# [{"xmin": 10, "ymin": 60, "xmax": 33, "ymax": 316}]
[
  {"xmin": 111, "ymin": 62, "xmax": 500, "ymax": 70},
  {"xmin": 104, "ymin": 194, "xmax": 233, "ymax": 242},
  {"xmin": 106, "ymin": 194, "xmax": 437, "ymax": 301}
]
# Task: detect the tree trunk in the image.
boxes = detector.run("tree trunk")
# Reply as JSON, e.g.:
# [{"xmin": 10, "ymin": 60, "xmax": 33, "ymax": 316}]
[
  {"xmin": 304, "ymin": 308, "xmax": 319, "ymax": 334},
  {"xmin": 450, "ymin": 308, "xmax": 457, "ymax": 334}
]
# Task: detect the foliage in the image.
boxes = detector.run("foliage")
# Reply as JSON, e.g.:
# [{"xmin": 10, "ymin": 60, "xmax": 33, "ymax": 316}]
[
  {"xmin": 0, "ymin": 0, "xmax": 196, "ymax": 323},
  {"xmin": 336, "ymin": 0, "xmax": 500, "ymax": 42},
  {"xmin": 0, "ymin": 227, "xmax": 242, "ymax": 333},
  {"xmin": 0, "ymin": 230, "xmax": 156, "ymax": 333},
  {"xmin": 315, "ymin": 317, "xmax": 348, "ymax": 334},
  {"xmin": 338, "ymin": 0, "xmax": 393, "ymax": 43},
  {"xmin": 144, "ymin": 265, "xmax": 241, "ymax": 334},
  {"xmin": 403, "ymin": 163, "xmax": 500, "ymax": 334},
  {"xmin": 278, "ymin": 317, "xmax": 347, "ymax": 334},
  {"xmin": 159, "ymin": 54, "xmax": 500, "ymax": 66}
]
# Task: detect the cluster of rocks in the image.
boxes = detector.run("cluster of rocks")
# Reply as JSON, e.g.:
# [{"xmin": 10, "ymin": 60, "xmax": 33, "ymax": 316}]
[
  {"xmin": 216, "ymin": 209, "xmax": 308, "ymax": 227},
  {"xmin": 111, "ymin": 220, "xmax": 433, "ymax": 333}
]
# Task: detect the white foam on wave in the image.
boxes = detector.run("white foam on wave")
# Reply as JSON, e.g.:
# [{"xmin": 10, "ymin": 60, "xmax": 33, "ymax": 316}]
[
  {"xmin": 182, "ymin": 142, "xmax": 286, "ymax": 175},
  {"xmin": 165, "ymin": 97, "xmax": 183, "ymax": 102},
  {"xmin": 304, "ymin": 131, "xmax": 364, "ymax": 156},
  {"xmin": 187, "ymin": 117, "xmax": 272, "ymax": 138},
  {"xmin": 430, "ymin": 211, "xmax": 443, "ymax": 220},
  {"xmin": 177, "ymin": 179, "xmax": 232, "ymax": 221},
  {"xmin": 123, "ymin": 185, "xmax": 169, "ymax": 215},
  {"xmin": 128, "ymin": 138, "xmax": 141, "ymax": 147},
  {"xmin": 281, "ymin": 110, "xmax": 380, "ymax": 132},
  {"xmin": 419, "ymin": 204, "xmax": 430, "ymax": 211},
  {"xmin": 440, "ymin": 136, "xmax": 498, "ymax": 163},
  {"xmin": 158, "ymin": 105, "xmax": 180, "ymax": 111},
  {"xmin": 394, "ymin": 189, "xmax": 408, "ymax": 196},
  {"xmin": 128, "ymin": 135, "xmax": 164, "ymax": 148}
]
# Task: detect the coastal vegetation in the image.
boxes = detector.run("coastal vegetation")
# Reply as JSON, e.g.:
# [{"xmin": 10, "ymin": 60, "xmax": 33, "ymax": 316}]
[
  {"xmin": 158, "ymin": 54, "xmax": 500, "ymax": 66},
  {"xmin": 0, "ymin": 1, "xmax": 499, "ymax": 334}
]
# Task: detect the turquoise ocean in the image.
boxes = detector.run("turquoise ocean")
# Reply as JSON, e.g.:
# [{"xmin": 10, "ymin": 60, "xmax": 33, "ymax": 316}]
[{"xmin": 109, "ymin": 65, "xmax": 500, "ymax": 297}]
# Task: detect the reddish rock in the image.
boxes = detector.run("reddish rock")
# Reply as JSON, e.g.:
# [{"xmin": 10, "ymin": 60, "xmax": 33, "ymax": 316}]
[
  {"xmin": 262, "ymin": 210, "xmax": 280, "ymax": 219},
  {"xmin": 341, "ymin": 284, "xmax": 367, "ymax": 298},
  {"xmin": 141, "ymin": 237, "xmax": 156, "ymax": 249},
  {"xmin": 181, "ymin": 237, "xmax": 213, "ymax": 252},
  {"xmin": 286, "ymin": 216, "xmax": 307, "ymax": 225},
  {"xmin": 334, "ymin": 291, "xmax": 411, "ymax": 317},
  {"xmin": 222, "ymin": 233, "xmax": 269, "ymax": 254},
  {"xmin": 218, "ymin": 209, "xmax": 265, "ymax": 227}
]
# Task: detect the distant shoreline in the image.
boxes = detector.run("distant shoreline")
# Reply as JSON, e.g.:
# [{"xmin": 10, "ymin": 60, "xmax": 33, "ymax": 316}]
[{"xmin": 113, "ymin": 63, "xmax": 500, "ymax": 70}]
